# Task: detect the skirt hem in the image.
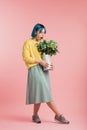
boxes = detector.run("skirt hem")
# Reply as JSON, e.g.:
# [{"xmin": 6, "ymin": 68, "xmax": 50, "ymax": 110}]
[{"xmin": 26, "ymin": 99, "xmax": 53, "ymax": 105}]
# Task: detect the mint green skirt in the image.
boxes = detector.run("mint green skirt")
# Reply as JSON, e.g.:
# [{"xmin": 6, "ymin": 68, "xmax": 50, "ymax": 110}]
[{"xmin": 26, "ymin": 64, "xmax": 53, "ymax": 104}]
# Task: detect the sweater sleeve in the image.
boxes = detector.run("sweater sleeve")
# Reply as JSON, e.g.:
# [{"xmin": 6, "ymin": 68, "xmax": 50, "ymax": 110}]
[{"xmin": 22, "ymin": 41, "xmax": 35, "ymax": 64}]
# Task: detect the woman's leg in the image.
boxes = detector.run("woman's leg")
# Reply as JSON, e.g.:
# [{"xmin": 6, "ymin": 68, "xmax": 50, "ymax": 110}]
[
  {"xmin": 33, "ymin": 103, "xmax": 41, "ymax": 115},
  {"xmin": 46, "ymin": 101, "xmax": 70, "ymax": 124},
  {"xmin": 46, "ymin": 101, "xmax": 61, "ymax": 116},
  {"xmin": 32, "ymin": 103, "xmax": 41, "ymax": 123}
]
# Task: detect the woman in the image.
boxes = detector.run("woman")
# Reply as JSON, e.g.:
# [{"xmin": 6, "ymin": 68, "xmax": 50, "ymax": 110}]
[{"xmin": 22, "ymin": 23, "xmax": 69, "ymax": 124}]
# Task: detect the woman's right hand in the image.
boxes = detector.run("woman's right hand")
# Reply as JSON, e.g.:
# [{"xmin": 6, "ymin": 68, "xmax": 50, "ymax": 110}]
[
  {"xmin": 35, "ymin": 60, "xmax": 48, "ymax": 67},
  {"xmin": 39, "ymin": 60, "xmax": 49, "ymax": 67}
]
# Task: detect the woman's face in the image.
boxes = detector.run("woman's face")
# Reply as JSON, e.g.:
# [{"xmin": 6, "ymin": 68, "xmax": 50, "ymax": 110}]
[{"xmin": 35, "ymin": 29, "xmax": 45, "ymax": 41}]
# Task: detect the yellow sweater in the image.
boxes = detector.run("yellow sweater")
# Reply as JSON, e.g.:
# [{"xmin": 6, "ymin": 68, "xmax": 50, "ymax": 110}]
[{"xmin": 22, "ymin": 38, "xmax": 42, "ymax": 69}]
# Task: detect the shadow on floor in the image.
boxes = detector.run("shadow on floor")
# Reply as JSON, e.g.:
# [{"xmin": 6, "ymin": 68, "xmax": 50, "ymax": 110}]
[{"xmin": 0, "ymin": 114, "xmax": 31, "ymax": 123}]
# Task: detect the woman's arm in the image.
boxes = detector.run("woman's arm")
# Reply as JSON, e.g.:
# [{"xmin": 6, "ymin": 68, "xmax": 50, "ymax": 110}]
[{"xmin": 22, "ymin": 42, "xmax": 35, "ymax": 64}]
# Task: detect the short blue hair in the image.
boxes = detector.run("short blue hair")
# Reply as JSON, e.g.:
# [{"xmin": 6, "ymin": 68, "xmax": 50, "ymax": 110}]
[{"xmin": 31, "ymin": 23, "xmax": 46, "ymax": 38}]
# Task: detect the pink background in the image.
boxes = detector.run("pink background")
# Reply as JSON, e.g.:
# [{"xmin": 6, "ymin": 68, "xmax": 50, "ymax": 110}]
[{"xmin": 0, "ymin": 0, "xmax": 87, "ymax": 130}]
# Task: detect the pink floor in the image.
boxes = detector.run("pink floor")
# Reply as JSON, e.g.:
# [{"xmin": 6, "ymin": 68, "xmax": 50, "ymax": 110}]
[{"xmin": 0, "ymin": 104, "xmax": 86, "ymax": 130}]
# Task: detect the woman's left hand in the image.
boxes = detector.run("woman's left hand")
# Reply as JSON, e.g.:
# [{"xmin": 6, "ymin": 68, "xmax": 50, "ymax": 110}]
[{"xmin": 50, "ymin": 63, "xmax": 53, "ymax": 70}]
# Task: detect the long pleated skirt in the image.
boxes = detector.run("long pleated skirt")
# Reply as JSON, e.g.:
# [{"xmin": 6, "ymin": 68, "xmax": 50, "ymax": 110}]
[{"xmin": 26, "ymin": 64, "xmax": 53, "ymax": 104}]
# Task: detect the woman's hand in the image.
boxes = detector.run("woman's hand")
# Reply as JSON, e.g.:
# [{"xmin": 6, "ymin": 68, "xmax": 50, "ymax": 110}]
[
  {"xmin": 35, "ymin": 60, "xmax": 48, "ymax": 67},
  {"xmin": 39, "ymin": 60, "xmax": 49, "ymax": 67},
  {"xmin": 50, "ymin": 64, "xmax": 53, "ymax": 70},
  {"xmin": 35, "ymin": 60, "xmax": 53, "ymax": 70}
]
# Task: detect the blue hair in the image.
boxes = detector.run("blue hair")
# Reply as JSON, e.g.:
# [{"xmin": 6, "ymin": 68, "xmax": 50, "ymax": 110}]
[{"xmin": 31, "ymin": 23, "xmax": 46, "ymax": 38}]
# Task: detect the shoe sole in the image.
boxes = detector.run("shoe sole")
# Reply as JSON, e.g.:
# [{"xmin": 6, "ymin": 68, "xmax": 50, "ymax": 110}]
[
  {"xmin": 32, "ymin": 120, "xmax": 41, "ymax": 123},
  {"xmin": 55, "ymin": 118, "xmax": 70, "ymax": 124}
]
